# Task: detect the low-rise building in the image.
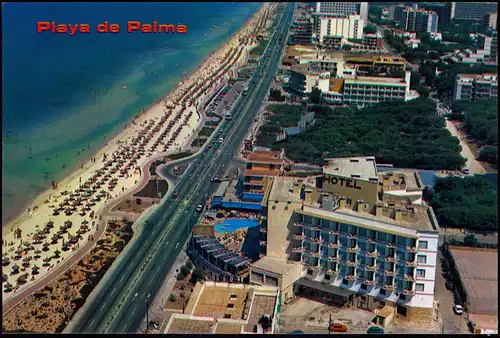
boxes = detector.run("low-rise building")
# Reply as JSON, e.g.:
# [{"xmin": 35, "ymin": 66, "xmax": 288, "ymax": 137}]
[
  {"xmin": 164, "ymin": 281, "xmax": 280, "ymax": 334},
  {"xmin": 244, "ymin": 149, "xmax": 290, "ymax": 196},
  {"xmin": 452, "ymin": 73, "xmax": 498, "ymax": 102},
  {"xmin": 404, "ymin": 38, "xmax": 421, "ymax": 49},
  {"xmin": 250, "ymin": 156, "xmax": 440, "ymax": 321}
]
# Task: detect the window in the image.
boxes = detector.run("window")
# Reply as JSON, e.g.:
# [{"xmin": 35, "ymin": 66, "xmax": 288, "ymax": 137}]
[
  {"xmin": 379, "ymin": 288, "xmax": 386, "ymax": 295},
  {"xmin": 416, "ymin": 269, "xmax": 426, "ymax": 278},
  {"xmin": 415, "ymin": 283, "xmax": 425, "ymax": 292},
  {"xmin": 361, "ymin": 284, "xmax": 367, "ymax": 290},
  {"xmin": 307, "ymin": 269, "xmax": 313, "ymax": 275},
  {"xmin": 417, "ymin": 255, "xmax": 427, "ymax": 264},
  {"xmin": 399, "ymin": 294, "xmax": 406, "ymax": 300},
  {"xmin": 342, "ymin": 278, "xmax": 348, "ymax": 285},
  {"xmin": 346, "ymin": 198, "xmax": 352, "ymax": 205},
  {"xmin": 418, "ymin": 240, "xmax": 428, "ymax": 249},
  {"xmin": 325, "ymin": 274, "xmax": 331, "ymax": 281}
]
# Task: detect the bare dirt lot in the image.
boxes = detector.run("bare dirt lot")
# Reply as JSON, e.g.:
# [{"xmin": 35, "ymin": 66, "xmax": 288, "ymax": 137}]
[
  {"xmin": 111, "ymin": 197, "xmax": 157, "ymax": 214},
  {"xmin": 2, "ymin": 220, "xmax": 133, "ymax": 333}
]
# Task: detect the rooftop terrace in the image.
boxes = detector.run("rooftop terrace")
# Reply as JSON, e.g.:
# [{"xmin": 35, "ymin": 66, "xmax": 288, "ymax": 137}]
[{"xmin": 323, "ymin": 156, "xmax": 378, "ymax": 182}]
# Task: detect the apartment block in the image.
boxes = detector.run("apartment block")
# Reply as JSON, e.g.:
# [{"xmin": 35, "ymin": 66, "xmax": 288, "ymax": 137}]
[
  {"xmin": 313, "ymin": 13, "xmax": 364, "ymax": 45},
  {"xmin": 316, "ymin": 2, "xmax": 368, "ymax": 23},
  {"xmin": 250, "ymin": 156, "xmax": 440, "ymax": 319},
  {"xmin": 452, "ymin": 73, "xmax": 498, "ymax": 102},
  {"xmin": 243, "ymin": 150, "xmax": 290, "ymax": 196},
  {"xmin": 451, "ymin": 2, "xmax": 498, "ymax": 22}
]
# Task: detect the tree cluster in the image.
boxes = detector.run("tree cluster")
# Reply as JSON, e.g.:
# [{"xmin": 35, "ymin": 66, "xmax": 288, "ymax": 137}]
[
  {"xmin": 256, "ymin": 99, "xmax": 466, "ymax": 170},
  {"xmin": 425, "ymin": 176, "xmax": 498, "ymax": 232},
  {"xmin": 450, "ymin": 99, "xmax": 498, "ymax": 166}
]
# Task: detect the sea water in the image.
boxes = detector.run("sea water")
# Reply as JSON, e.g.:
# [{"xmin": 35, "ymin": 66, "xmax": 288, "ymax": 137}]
[{"xmin": 2, "ymin": 2, "xmax": 262, "ymax": 225}]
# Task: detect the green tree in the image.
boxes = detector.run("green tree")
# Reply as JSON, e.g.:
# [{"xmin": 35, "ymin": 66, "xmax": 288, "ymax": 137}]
[
  {"xmin": 463, "ymin": 234, "xmax": 479, "ymax": 247},
  {"xmin": 410, "ymin": 71, "xmax": 421, "ymax": 89},
  {"xmin": 363, "ymin": 25, "xmax": 377, "ymax": 34},
  {"xmin": 180, "ymin": 265, "xmax": 190, "ymax": 276},
  {"xmin": 176, "ymin": 272, "xmax": 185, "ymax": 281},
  {"xmin": 479, "ymin": 146, "xmax": 498, "ymax": 165},
  {"xmin": 190, "ymin": 268, "xmax": 205, "ymax": 284},
  {"xmin": 310, "ymin": 87, "xmax": 322, "ymax": 104},
  {"xmin": 186, "ymin": 261, "xmax": 193, "ymax": 270}
]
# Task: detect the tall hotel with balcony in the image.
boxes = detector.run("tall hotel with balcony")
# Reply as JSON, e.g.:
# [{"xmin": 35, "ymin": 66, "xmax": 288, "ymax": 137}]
[{"xmin": 250, "ymin": 156, "xmax": 439, "ymax": 319}]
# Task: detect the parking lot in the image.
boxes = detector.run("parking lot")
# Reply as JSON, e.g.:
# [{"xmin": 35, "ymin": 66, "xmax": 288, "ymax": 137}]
[{"xmin": 205, "ymin": 81, "xmax": 245, "ymax": 119}]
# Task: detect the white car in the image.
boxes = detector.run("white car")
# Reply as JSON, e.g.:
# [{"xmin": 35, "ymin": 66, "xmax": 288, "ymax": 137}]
[
  {"xmin": 453, "ymin": 304, "xmax": 464, "ymax": 315},
  {"xmin": 219, "ymin": 137, "xmax": 224, "ymax": 143},
  {"xmin": 196, "ymin": 204, "xmax": 203, "ymax": 212}
]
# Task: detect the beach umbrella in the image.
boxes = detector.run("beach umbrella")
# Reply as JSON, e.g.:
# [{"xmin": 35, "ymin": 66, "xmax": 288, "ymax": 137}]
[
  {"xmin": 46, "ymin": 221, "xmax": 54, "ymax": 228},
  {"xmin": 12, "ymin": 264, "xmax": 19, "ymax": 271},
  {"xmin": 64, "ymin": 220, "xmax": 73, "ymax": 228},
  {"xmin": 4, "ymin": 282, "xmax": 13, "ymax": 289},
  {"xmin": 43, "ymin": 257, "xmax": 51, "ymax": 263},
  {"xmin": 34, "ymin": 249, "xmax": 42, "ymax": 255}
]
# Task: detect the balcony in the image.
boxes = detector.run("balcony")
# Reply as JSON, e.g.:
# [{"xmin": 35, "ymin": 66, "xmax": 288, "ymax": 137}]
[
  {"xmin": 367, "ymin": 238, "xmax": 375, "ymax": 243},
  {"xmin": 292, "ymin": 247, "xmax": 305, "ymax": 253},
  {"xmin": 346, "ymin": 246, "xmax": 359, "ymax": 253},
  {"xmin": 327, "ymin": 256, "xmax": 340, "ymax": 262},
  {"xmin": 294, "ymin": 222, "xmax": 304, "ymax": 228},
  {"xmin": 260, "ymin": 241, "xmax": 267, "ymax": 246},
  {"xmin": 293, "ymin": 234, "xmax": 305, "ymax": 240},
  {"xmin": 404, "ymin": 274, "xmax": 416, "ymax": 281},
  {"xmin": 305, "ymin": 264, "xmax": 320, "ymax": 271},
  {"xmin": 346, "ymin": 275, "xmax": 357, "ymax": 281},
  {"xmin": 403, "ymin": 289, "xmax": 415, "ymax": 296},
  {"xmin": 305, "ymin": 225, "xmax": 321, "ymax": 231},
  {"xmin": 383, "ymin": 284, "xmax": 395, "ymax": 291},
  {"xmin": 327, "ymin": 269, "xmax": 338, "ymax": 275},
  {"xmin": 346, "ymin": 261, "xmax": 357, "ymax": 267},
  {"xmin": 406, "ymin": 246, "xmax": 418, "ymax": 253},
  {"xmin": 405, "ymin": 261, "xmax": 417, "ymax": 267},
  {"xmin": 385, "ymin": 256, "xmax": 396, "ymax": 263},
  {"xmin": 365, "ymin": 265, "xmax": 376, "ymax": 271},
  {"xmin": 348, "ymin": 233, "xmax": 358, "ymax": 239},
  {"xmin": 366, "ymin": 251, "xmax": 377, "ymax": 257},
  {"xmin": 260, "ymin": 227, "xmax": 267, "ymax": 233},
  {"xmin": 306, "ymin": 251, "xmax": 320, "ymax": 257},
  {"xmin": 328, "ymin": 229, "xmax": 339, "ymax": 235},
  {"xmin": 386, "ymin": 243, "xmax": 396, "ymax": 248},
  {"xmin": 306, "ymin": 237, "xmax": 321, "ymax": 244},
  {"xmin": 384, "ymin": 270, "xmax": 396, "ymax": 276},
  {"xmin": 364, "ymin": 279, "xmax": 377, "ymax": 286},
  {"xmin": 327, "ymin": 242, "xmax": 339, "ymax": 249}
]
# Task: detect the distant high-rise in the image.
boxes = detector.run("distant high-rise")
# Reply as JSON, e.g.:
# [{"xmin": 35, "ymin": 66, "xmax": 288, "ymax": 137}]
[
  {"xmin": 316, "ymin": 2, "xmax": 368, "ymax": 24},
  {"xmin": 451, "ymin": 2, "xmax": 498, "ymax": 22},
  {"xmin": 394, "ymin": 5, "xmax": 439, "ymax": 33}
]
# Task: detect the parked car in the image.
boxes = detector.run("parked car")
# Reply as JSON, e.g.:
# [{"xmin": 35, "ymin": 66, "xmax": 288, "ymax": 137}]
[
  {"xmin": 453, "ymin": 304, "xmax": 464, "ymax": 315},
  {"xmin": 330, "ymin": 323, "xmax": 348, "ymax": 332},
  {"xmin": 367, "ymin": 325, "xmax": 384, "ymax": 334}
]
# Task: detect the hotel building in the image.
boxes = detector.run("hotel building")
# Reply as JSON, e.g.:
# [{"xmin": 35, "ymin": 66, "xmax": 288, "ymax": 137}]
[
  {"xmin": 251, "ymin": 156, "xmax": 440, "ymax": 320},
  {"xmin": 452, "ymin": 73, "xmax": 498, "ymax": 102}
]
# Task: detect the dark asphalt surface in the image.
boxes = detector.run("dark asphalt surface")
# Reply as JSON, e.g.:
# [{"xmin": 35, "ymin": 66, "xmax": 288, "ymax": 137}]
[{"xmin": 71, "ymin": 3, "xmax": 295, "ymax": 333}]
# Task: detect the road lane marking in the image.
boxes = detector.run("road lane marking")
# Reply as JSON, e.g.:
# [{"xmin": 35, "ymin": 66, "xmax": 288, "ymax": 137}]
[
  {"xmin": 144, "ymin": 239, "xmax": 149, "ymax": 245},
  {"xmin": 148, "ymin": 278, "xmax": 154, "ymax": 287},
  {"xmin": 122, "ymin": 323, "xmax": 128, "ymax": 331},
  {"xmin": 120, "ymin": 275, "xmax": 125, "ymax": 282},
  {"xmin": 111, "ymin": 288, "xmax": 116, "ymax": 296},
  {"xmin": 90, "ymin": 319, "xmax": 95, "ymax": 327},
  {"xmin": 100, "ymin": 303, "xmax": 106, "ymax": 311},
  {"xmin": 131, "ymin": 308, "xmax": 136, "ymax": 316}
]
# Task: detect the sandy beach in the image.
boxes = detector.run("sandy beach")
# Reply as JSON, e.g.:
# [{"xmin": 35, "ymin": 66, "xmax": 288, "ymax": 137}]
[{"xmin": 2, "ymin": 3, "xmax": 276, "ymax": 303}]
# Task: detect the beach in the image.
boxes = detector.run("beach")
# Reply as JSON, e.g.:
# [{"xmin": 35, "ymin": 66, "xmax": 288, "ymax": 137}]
[{"xmin": 2, "ymin": 2, "xmax": 276, "ymax": 303}]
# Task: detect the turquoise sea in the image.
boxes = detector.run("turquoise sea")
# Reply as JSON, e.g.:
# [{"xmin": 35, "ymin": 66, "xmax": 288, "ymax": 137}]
[{"xmin": 2, "ymin": 2, "xmax": 261, "ymax": 225}]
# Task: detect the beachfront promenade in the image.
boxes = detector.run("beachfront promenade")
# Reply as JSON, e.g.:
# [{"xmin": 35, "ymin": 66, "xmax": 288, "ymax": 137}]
[
  {"xmin": 68, "ymin": 2, "xmax": 294, "ymax": 333},
  {"xmin": 2, "ymin": 3, "xmax": 277, "ymax": 318}
]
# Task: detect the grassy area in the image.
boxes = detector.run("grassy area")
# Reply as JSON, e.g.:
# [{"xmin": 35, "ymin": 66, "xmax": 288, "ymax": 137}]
[
  {"xmin": 255, "ymin": 100, "xmax": 466, "ymax": 170},
  {"xmin": 198, "ymin": 126, "xmax": 216, "ymax": 137},
  {"xmin": 250, "ymin": 39, "xmax": 268, "ymax": 56},
  {"xmin": 191, "ymin": 138, "xmax": 207, "ymax": 148},
  {"xmin": 166, "ymin": 152, "xmax": 193, "ymax": 160}
]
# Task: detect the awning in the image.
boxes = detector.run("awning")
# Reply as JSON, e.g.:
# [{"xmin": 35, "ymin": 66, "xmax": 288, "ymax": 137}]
[{"xmin": 295, "ymin": 277, "xmax": 355, "ymax": 298}]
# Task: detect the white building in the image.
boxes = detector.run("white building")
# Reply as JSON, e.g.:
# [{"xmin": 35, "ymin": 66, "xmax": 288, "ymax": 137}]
[
  {"xmin": 250, "ymin": 157, "xmax": 440, "ymax": 320},
  {"xmin": 316, "ymin": 2, "xmax": 368, "ymax": 23},
  {"xmin": 315, "ymin": 14, "xmax": 364, "ymax": 44}
]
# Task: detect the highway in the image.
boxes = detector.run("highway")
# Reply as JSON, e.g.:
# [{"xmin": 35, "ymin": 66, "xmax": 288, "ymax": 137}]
[{"xmin": 71, "ymin": 2, "xmax": 295, "ymax": 333}]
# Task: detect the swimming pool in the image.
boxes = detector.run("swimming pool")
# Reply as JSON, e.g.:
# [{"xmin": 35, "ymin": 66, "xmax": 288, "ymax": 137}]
[{"xmin": 214, "ymin": 218, "xmax": 259, "ymax": 233}]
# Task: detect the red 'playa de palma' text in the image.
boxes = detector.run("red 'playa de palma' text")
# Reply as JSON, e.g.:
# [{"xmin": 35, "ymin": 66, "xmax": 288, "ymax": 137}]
[{"xmin": 37, "ymin": 21, "xmax": 188, "ymax": 36}]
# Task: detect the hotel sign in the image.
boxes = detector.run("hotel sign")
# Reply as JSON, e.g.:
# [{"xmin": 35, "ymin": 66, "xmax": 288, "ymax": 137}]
[{"xmin": 323, "ymin": 175, "xmax": 362, "ymax": 190}]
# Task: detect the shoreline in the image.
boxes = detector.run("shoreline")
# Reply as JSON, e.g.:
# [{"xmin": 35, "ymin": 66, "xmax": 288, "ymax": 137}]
[
  {"xmin": 2, "ymin": 3, "xmax": 266, "ymax": 233},
  {"xmin": 2, "ymin": 2, "xmax": 274, "ymax": 304}
]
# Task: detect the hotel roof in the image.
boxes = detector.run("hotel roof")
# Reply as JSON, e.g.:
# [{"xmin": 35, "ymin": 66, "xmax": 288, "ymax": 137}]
[
  {"xmin": 251, "ymin": 256, "xmax": 303, "ymax": 276},
  {"xmin": 323, "ymin": 156, "xmax": 378, "ymax": 182},
  {"xmin": 246, "ymin": 150, "xmax": 288, "ymax": 165},
  {"xmin": 344, "ymin": 76, "xmax": 407, "ymax": 85}
]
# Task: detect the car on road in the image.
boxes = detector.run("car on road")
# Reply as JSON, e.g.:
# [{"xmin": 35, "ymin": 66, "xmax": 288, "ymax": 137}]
[
  {"xmin": 196, "ymin": 204, "xmax": 203, "ymax": 212},
  {"xmin": 330, "ymin": 323, "xmax": 348, "ymax": 332},
  {"xmin": 219, "ymin": 128, "xmax": 224, "ymax": 133},
  {"xmin": 453, "ymin": 304, "xmax": 464, "ymax": 315},
  {"xmin": 219, "ymin": 137, "xmax": 224, "ymax": 143},
  {"xmin": 211, "ymin": 176, "xmax": 221, "ymax": 183},
  {"xmin": 462, "ymin": 168, "xmax": 470, "ymax": 175}
]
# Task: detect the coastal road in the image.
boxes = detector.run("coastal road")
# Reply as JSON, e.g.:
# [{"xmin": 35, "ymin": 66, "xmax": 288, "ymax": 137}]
[{"xmin": 71, "ymin": 2, "xmax": 296, "ymax": 333}]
